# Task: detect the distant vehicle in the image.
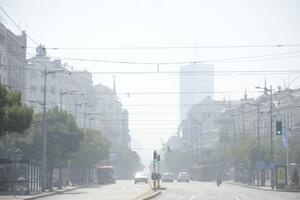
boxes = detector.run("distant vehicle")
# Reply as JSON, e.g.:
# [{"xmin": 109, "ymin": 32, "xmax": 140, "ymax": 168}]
[
  {"xmin": 189, "ymin": 165, "xmax": 216, "ymax": 181},
  {"xmin": 134, "ymin": 172, "xmax": 148, "ymax": 184},
  {"xmin": 177, "ymin": 172, "xmax": 190, "ymax": 182},
  {"xmin": 161, "ymin": 172, "xmax": 175, "ymax": 182},
  {"xmin": 96, "ymin": 166, "xmax": 116, "ymax": 184}
]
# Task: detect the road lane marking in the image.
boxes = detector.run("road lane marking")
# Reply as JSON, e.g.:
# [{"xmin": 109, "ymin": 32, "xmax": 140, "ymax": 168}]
[
  {"xmin": 189, "ymin": 195, "xmax": 196, "ymax": 200},
  {"xmin": 234, "ymin": 196, "xmax": 240, "ymax": 200}
]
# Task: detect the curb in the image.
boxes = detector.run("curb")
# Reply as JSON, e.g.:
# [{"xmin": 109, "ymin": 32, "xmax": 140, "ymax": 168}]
[
  {"xmin": 24, "ymin": 184, "xmax": 94, "ymax": 200},
  {"xmin": 132, "ymin": 190, "xmax": 161, "ymax": 200},
  {"xmin": 225, "ymin": 181, "xmax": 300, "ymax": 193}
]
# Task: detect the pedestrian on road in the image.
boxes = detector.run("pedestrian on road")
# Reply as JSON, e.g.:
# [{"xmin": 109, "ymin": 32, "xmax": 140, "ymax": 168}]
[{"xmin": 216, "ymin": 173, "xmax": 222, "ymax": 187}]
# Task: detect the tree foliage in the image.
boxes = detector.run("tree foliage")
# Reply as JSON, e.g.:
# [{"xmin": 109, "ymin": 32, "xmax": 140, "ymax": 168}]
[
  {"xmin": 0, "ymin": 85, "xmax": 33, "ymax": 136},
  {"xmin": 71, "ymin": 129, "xmax": 110, "ymax": 170},
  {"xmin": 115, "ymin": 148, "xmax": 144, "ymax": 179},
  {"xmin": 20, "ymin": 109, "xmax": 83, "ymax": 168}
]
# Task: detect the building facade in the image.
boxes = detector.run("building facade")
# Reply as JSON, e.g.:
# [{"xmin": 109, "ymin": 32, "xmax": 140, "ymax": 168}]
[
  {"xmin": 180, "ymin": 96, "xmax": 228, "ymax": 163},
  {"xmin": 0, "ymin": 23, "xmax": 27, "ymax": 100}
]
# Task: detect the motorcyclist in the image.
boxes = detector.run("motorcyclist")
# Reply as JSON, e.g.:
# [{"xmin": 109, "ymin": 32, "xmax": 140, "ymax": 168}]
[{"xmin": 216, "ymin": 173, "xmax": 222, "ymax": 186}]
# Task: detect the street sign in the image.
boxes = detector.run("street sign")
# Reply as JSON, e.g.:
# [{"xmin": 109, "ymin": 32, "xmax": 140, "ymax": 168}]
[
  {"xmin": 256, "ymin": 161, "xmax": 265, "ymax": 170},
  {"xmin": 267, "ymin": 162, "xmax": 275, "ymax": 169}
]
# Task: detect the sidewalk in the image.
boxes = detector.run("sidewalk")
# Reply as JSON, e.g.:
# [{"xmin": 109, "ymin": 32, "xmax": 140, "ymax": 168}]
[
  {"xmin": 225, "ymin": 181, "xmax": 300, "ymax": 192},
  {"xmin": 0, "ymin": 184, "xmax": 93, "ymax": 200}
]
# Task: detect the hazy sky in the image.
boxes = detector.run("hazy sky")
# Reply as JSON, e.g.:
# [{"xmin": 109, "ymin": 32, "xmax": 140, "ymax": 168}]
[{"xmin": 2, "ymin": 0, "xmax": 300, "ymax": 164}]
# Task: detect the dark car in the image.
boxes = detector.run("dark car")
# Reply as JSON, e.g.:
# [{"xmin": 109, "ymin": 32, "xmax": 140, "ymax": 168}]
[
  {"xmin": 177, "ymin": 172, "xmax": 190, "ymax": 183},
  {"xmin": 161, "ymin": 172, "xmax": 175, "ymax": 182}
]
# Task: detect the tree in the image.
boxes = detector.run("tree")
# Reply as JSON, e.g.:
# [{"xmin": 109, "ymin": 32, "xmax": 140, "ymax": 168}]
[
  {"xmin": 0, "ymin": 85, "xmax": 33, "ymax": 136},
  {"xmin": 115, "ymin": 148, "xmax": 144, "ymax": 179},
  {"xmin": 70, "ymin": 129, "xmax": 110, "ymax": 184},
  {"xmin": 17, "ymin": 108, "xmax": 83, "ymax": 190}
]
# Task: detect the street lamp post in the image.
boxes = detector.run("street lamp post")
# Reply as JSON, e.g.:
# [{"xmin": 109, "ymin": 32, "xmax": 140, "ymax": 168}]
[
  {"xmin": 270, "ymin": 85, "xmax": 275, "ymax": 189},
  {"xmin": 42, "ymin": 68, "xmax": 47, "ymax": 192},
  {"xmin": 41, "ymin": 68, "xmax": 66, "ymax": 191},
  {"xmin": 255, "ymin": 85, "xmax": 274, "ymax": 189},
  {"xmin": 245, "ymin": 102, "xmax": 261, "ymax": 186}
]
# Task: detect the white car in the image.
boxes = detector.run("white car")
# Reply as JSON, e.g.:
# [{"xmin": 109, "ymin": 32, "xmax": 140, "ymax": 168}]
[
  {"xmin": 177, "ymin": 172, "xmax": 190, "ymax": 182},
  {"xmin": 134, "ymin": 172, "xmax": 148, "ymax": 184}
]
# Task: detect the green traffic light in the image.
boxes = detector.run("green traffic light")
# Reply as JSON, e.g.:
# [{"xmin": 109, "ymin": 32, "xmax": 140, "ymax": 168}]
[
  {"xmin": 277, "ymin": 131, "xmax": 282, "ymax": 135},
  {"xmin": 276, "ymin": 121, "xmax": 282, "ymax": 135}
]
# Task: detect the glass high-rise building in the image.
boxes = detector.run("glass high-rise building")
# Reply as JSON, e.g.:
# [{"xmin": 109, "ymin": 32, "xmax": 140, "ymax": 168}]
[{"xmin": 179, "ymin": 64, "xmax": 214, "ymax": 122}]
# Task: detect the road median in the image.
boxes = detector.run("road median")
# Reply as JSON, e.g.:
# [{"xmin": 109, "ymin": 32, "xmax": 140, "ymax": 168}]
[{"xmin": 132, "ymin": 190, "xmax": 161, "ymax": 200}]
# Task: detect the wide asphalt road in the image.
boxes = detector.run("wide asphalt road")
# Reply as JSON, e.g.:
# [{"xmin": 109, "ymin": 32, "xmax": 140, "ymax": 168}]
[
  {"xmin": 38, "ymin": 180, "xmax": 150, "ymax": 200},
  {"xmin": 155, "ymin": 181, "xmax": 300, "ymax": 200}
]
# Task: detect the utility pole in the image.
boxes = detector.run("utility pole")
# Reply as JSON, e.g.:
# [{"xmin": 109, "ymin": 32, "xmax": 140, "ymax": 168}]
[
  {"xmin": 200, "ymin": 124, "xmax": 203, "ymax": 164},
  {"xmin": 195, "ymin": 126, "xmax": 199, "ymax": 162},
  {"xmin": 242, "ymin": 108, "xmax": 245, "ymax": 135},
  {"xmin": 83, "ymin": 112, "xmax": 87, "ymax": 129},
  {"xmin": 257, "ymin": 104, "xmax": 261, "ymax": 186},
  {"xmin": 232, "ymin": 112, "xmax": 237, "ymax": 146},
  {"xmin": 42, "ymin": 67, "xmax": 47, "ymax": 192},
  {"xmin": 270, "ymin": 85, "xmax": 274, "ymax": 189},
  {"xmin": 231, "ymin": 110, "xmax": 237, "ymax": 182}
]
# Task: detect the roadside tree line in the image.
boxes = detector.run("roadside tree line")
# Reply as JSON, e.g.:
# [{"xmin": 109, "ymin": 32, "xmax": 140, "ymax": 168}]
[{"xmin": 0, "ymin": 84, "xmax": 143, "ymax": 190}]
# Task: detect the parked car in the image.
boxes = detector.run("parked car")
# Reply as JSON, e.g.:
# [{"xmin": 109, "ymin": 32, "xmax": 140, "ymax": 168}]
[
  {"xmin": 134, "ymin": 172, "xmax": 148, "ymax": 184},
  {"xmin": 161, "ymin": 172, "xmax": 175, "ymax": 182},
  {"xmin": 177, "ymin": 172, "xmax": 190, "ymax": 182}
]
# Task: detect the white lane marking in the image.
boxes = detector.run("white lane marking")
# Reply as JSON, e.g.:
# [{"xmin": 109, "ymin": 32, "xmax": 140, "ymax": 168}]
[
  {"xmin": 189, "ymin": 195, "xmax": 196, "ymax": 200},
  {"xmin": 210, "ymin": 196, "xmax": 216, "ymax": 199},
  {"xmin": 234, "ymin": 196, "xmax": 240, "ymax": 200}
]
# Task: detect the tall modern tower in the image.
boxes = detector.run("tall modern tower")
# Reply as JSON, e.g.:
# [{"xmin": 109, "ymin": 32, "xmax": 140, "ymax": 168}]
[{"xmin": 179, "ymin": 64, "xmax": 214, "ymax": 122}]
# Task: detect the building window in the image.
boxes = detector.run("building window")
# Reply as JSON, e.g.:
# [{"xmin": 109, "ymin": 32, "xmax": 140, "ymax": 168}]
[
  {"xmin": 51, "ymin": 86, "xmax": 55, "ymax": 94},
  {"xmin": 30, "ymin": 85, "xmax": 36, "ymax": 94},
  {"xmin": 30, "ymin": 71, "xmax": 36, "ymax": 78}
]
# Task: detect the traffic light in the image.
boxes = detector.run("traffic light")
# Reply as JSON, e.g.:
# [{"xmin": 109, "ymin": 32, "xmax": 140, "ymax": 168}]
[
  {"xmin": 167, "ymin": 146, "xmax": 171, "ymax": 152},
  {"xmin": 276, "ymin": 121, "xmax": 282, "ymax": 135},
  {"xmin": 153, "ymin": 150, "xmax": 157, "ymax": 160}
]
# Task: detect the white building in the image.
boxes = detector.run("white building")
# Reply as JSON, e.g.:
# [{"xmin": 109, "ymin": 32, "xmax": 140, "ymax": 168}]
[
  {"xmin": 25, "ymin": 45, "xmax": 96, "ymax": 129},
  {"xmin": 179, "ymin": 64, "xmax": 214, "ymax": 122},
  {"xmin": 93, "ymin": 83, "xmax": 129, "ymax": 152},
  {"xmin": 181, "ymin": 96, "xmax": 228, "ymax": 161},
  {"xmin": 25, "ymin": 45, "xmax": 61, "ymax": 111},
  {"xmin": 0, "ymin": 23, "xmax": 27, "ymax": 100}
]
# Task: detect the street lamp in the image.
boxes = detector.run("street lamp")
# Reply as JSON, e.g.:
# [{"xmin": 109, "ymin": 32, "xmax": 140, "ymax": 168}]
[
  {"xmin": 255, "ymin": 85, "xmax": 275, "ymax": 189},
  {"xmin": 41, "ymin": 68, "xmax": 67, "ymax": 191},
  {"xmin": 245, "ymin": 102, "xmax": 262, "ymax": 186}
]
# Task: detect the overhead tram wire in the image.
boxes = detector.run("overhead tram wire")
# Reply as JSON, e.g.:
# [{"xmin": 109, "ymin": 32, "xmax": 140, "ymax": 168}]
[
  {"xmin": 0, "ymin": 6, "xmax": 40, "ymax": 46},
  {"xmin": 50, "ymin": 50, "xmax": 300, "ymax": 66},
  {"xmin": 26, "ymin": 44, "xmax": 300, "ymax": 50},
  {"xmin": 2, "ymin": 64, "xmax": 300, "ymax": 76}
]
